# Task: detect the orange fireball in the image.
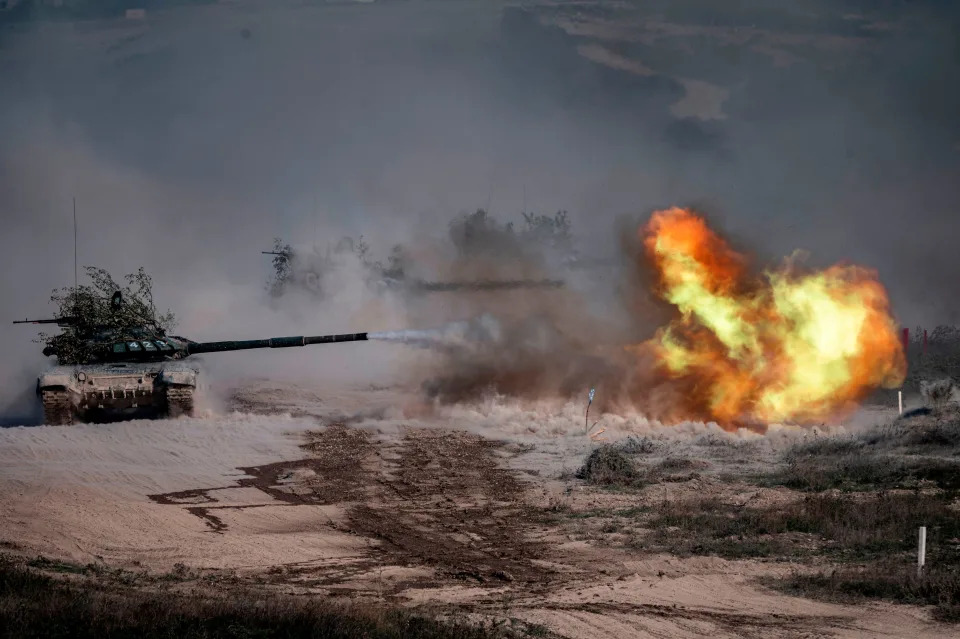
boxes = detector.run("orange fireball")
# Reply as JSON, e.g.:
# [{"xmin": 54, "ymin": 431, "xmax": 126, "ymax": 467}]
[{"xmin": 640, "ymin": 207, "xmax": 905, "ymax": 426}]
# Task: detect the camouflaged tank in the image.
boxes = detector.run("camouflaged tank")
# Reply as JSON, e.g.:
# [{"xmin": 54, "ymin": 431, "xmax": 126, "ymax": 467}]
[
  {"xmin": 263, "ymin": 244, "xmax": 564, "ymax": 300},
  {"xmin": 17, "ymin": 314, "xmax": 368, "ymax": 425}
]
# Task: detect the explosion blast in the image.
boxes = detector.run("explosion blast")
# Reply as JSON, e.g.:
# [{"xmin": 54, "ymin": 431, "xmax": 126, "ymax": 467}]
[
  {"xmin": 373, "ymin": 207, "xmax": 905, "ymax": 431},
  {"xmin": 638, "ymin": 207, "xmax": 906, "ymax": 426}
]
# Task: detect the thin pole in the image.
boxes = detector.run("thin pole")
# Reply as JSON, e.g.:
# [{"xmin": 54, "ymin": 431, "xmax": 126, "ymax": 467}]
[
  {"xmin": 73, "ymin": 197, "xmax": 78, "ymax": 288},
  {"xmin": 899, "ymin": 390, "xmax": 903, "ymax": 416},
  {"xmin": 918, "ymin": 526, "xmax": 927, "ymax": 576},
  {"xmin": 585, "ymin": 388, "xmax": 595, "ymax": 434}
]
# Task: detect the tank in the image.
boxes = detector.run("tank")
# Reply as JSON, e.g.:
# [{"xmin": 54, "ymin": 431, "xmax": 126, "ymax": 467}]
[
  {"xmin": 16, "ymin": 314, "xmax": 368, "ymax": 425},
  {"xmin": 263, "ymin": 246, "xmax": 565, "ymax": 299}
]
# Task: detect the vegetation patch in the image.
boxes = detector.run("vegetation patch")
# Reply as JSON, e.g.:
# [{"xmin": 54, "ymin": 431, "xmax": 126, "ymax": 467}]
[
  {"xmin": 638, "ymin": 492, "xmax": 960, "ymax": 562},
  {"xmin": 617, "ymin": 436, "xmax": 660, "ymax": 455},
  {"xmin": 773, "ymin": 453, "xmax": 960, "ymax": 492},
  {"xmin": 0, "ymin": 557, "xmax": 543, "ymax": 639},
  {"xmin": 575, "ymin": 445, "xmax": 643, "ymax": 488},
  {"xmin": 693, "ymin": 432, "xmax": 757, "ymax": 449},
  {"xmin": 773, "ymin": 562, "xmax": 960, "ymax": 623},
  {"xmin": 770, "ymin": 417, "xmax": 960, "ymax": 491}
]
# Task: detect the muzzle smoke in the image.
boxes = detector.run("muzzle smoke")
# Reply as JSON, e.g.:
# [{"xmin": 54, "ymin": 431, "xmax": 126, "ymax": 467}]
[{"xmin": 368, "ymin": 314, "xmax": 503, "ymax": 353}]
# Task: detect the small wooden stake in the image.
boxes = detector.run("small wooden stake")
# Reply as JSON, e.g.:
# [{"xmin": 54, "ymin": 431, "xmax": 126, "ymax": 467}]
[{"xmin": 918, "ymin": 526, "xmax": 927, "ymax": 576}]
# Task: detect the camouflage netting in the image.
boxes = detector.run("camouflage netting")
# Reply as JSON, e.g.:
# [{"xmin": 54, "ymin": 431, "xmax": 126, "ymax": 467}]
[{"xmin": 36, "ymin": 267, "xmax": 177, "ymax": 365}]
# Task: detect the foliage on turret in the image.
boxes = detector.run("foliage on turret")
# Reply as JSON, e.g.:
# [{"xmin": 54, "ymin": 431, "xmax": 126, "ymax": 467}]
[
  {"xmin": 37, "ymin": 267, "xmax": 177, "ymax": 365},
  {"xmin": 267, "ymin": 238, "xmax": 294, "ymax": 297},
  {"xmin": 448, "ymin": 208, "xmax": 572, "ymax": 258},
  {"xmin": 267, "ymin": 235, "xmax": 373, "ymax": 298}
]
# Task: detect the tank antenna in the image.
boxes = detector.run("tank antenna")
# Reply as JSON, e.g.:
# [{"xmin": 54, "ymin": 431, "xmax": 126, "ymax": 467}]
[{"xmin": 73, "ymin": 197, "xmax": 78, "ymax": 291}]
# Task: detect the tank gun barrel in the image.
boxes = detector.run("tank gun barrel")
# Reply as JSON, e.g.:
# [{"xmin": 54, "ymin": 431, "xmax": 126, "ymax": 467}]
[
  {"xmin": 187, "ymin": 332, "xmax": 368, "ymax": 355},
  {"xmin": 12, "ymin": 316, "xmax": 79, "ymax": 326}
]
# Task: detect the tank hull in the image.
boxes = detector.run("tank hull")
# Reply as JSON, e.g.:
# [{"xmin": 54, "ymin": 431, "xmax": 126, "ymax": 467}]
[{"xmin": 38, "ymin": 361, "xmax": 199, "ymax": 425}]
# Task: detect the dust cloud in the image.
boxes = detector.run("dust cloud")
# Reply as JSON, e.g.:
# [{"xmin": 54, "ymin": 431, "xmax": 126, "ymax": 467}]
[{"xmin": 1, "ymin": 1, "xmax": 957, "ymax": 424}]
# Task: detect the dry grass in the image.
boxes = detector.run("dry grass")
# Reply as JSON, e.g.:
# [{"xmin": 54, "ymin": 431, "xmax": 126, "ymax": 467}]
[
  {"xmin": 773, "ymin": 453, "xmax": 960, "ymax": 492},
  {"xmin": 575, "ymin": 445, "xmax": 643, "ymax": 487},
  {"xmin": 638, "ymin": 492, "xmax": 960, "ymax": 563},
  {"xmin": 569, "ymin": 418, "xmax": 960, "ymax": 623},
  {"xmin": 754, "ymin": 418, "xmax": 960, "ymax": 623},
  {"xmin": 795, "ymin": 419, "xmax": 960, "ymax": 452},
  {"xmin": 771, "ymin": 417, "xmax": 960, "ymax": 491},
  {"xmin": 775, "ymin": 563, "xmax": 960, "ymax": 623},
  {"xmin": 617, "ymin": 436, "xmax": 660, "ymax": 455},
  {"xmin": 0, "ymin": 557, "xmax": 546, "ymax": 639},
  {"xmin": 921, "ymin": 378, "xmax": 957, "ymax": 412}
]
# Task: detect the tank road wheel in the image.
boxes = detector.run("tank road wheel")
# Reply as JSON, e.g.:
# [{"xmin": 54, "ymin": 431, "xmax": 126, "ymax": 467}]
[
  {"xmin": 165, "ymin": 386, "xmax": 195, "ymax": 418},
  {"xmin": 41, "ymin": 389, "xmax": 74, "ymax": 426}
]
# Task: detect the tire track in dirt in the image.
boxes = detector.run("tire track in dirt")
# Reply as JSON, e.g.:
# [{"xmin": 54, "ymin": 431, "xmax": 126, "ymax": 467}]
[
  {"xmin": 346, "ymin": 428, "xmax": 554, "ymax": 587},
  {"xmin": 528, "ymin": 602, "xmax": 850, "ymax": 639},
  {"xmin": 148, "ymin": 423, "xmax": 376, "ymax": 532},
  {"xmin": 147, "ymin": 423, "xmax": 554, "ymax": 592},
  {"xmin": 143, "ymin": 422, "xmax": 864, "ymax": 638}
]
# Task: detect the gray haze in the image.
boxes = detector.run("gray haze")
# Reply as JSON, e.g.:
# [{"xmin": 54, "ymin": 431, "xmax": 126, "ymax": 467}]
[{"xmin": 1, "ymin": 0, "xmax": 958, "ymax": 417}]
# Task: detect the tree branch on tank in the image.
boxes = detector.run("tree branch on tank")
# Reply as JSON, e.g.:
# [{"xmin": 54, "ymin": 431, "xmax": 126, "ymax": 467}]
[{"xmin": 35, "ymin": 266, "xmax": 177, "ymax": 365}]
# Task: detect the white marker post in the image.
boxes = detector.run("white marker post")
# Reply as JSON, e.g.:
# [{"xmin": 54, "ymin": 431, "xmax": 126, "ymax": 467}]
[
  {"xmin": 899, "ymin": 390, "xmax": 903, "ymax": 416},
  {"xmin": 918, "ymin": 526, "xmax": 927, "ymax": 576}
]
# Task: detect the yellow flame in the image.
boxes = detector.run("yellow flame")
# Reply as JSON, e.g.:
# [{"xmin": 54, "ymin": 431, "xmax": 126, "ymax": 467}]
[{"xmin": 642, "ymin": 207, "xmax": 905, "ymax": 425}]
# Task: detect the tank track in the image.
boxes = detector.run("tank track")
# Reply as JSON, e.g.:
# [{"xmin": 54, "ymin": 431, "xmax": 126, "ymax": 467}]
[
  {"xmin": 41, "ymin": 389, "xmax": 74, "ymax": 426},
  {"xmin": 165, "ymin": 386, "xmax": 195, "ymax": 418}
]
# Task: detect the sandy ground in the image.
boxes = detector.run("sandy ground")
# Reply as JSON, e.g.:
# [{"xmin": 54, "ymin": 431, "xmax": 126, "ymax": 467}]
[{"xmin": 0, "ymin": 380, "xmax": 950, "ymax": 638}]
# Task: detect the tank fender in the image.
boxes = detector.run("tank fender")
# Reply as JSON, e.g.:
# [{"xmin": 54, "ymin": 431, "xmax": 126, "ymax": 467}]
[
  {"xmin": 159, "ymin": 368, "xmax": 197, "ymax": 387},
  {"xmin": 37, "ymin": 371, "xmax": 73, "ymax": 391}
]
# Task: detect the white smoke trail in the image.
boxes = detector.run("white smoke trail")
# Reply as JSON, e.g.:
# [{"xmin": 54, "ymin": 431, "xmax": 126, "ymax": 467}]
[{"xmin": 368, "ymin": 314, "xmax": 502, "ymax": 351}]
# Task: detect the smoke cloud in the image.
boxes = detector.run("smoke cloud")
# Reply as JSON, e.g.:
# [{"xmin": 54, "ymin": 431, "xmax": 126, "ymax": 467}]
[{"xmin": 1, "ymin": 1, "xmax": 957, "ymax": 424}]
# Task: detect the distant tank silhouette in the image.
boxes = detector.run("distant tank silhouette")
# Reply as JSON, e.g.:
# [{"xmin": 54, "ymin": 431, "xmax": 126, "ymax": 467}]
[{"xmin": 263, "ymin": 240, "xmax": 564, "ymax": 300}]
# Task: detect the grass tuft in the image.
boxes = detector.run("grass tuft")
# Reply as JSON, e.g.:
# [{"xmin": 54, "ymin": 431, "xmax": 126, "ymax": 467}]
[{"xmin": 575, "ymin": 445, "xmax": 642, "ymax": 487}]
